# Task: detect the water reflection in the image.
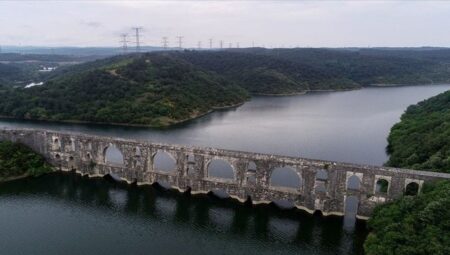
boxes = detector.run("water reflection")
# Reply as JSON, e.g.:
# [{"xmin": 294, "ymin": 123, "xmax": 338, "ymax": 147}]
[{"xmin": 0, "ymin": 172, "xmax": 368, "ymax": 255}]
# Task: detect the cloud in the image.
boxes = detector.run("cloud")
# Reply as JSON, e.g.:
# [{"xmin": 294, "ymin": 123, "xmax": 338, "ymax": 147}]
[{"xmin": 0, "ymin": 0, "xmax": 449, "ymax": 47}]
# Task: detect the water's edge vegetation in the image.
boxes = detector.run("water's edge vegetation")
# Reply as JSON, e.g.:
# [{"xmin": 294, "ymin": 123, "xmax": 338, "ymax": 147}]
[
  {"xmin": 0, "ymin": 141, "xmax": 52, "ymax": 182},
  {"xmin": 364, "ymin": 90, "xmax": 450, "ymax": 255}
]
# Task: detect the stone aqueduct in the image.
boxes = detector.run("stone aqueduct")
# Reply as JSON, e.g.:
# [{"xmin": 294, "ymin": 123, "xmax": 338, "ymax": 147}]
[{"xmin": 1, "ymin": 128, "xmax": 449, "ymax": 219}]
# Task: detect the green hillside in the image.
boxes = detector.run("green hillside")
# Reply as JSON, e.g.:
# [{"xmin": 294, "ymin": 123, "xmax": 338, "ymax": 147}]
[
  {"xmin": 230, "ymin": 48, "xmax": 450, "ymax": 87},
  {"xmin": 0, "ymin": 53, "xmax": 248, "ymax": 127},
  {"xmin": 1, "ymin": 48, "xmax": 450, "ymax": 127},
  {"xmin": 365, "ymin": 90, "xmax": 450, "ymax": 255},
  {"xmin": 173, "ymin": 51, "xmax": 359, "ymax": 94},
  {"xmin": 386, "ymin": 90, "xmax": 450, "ymax": 173}
]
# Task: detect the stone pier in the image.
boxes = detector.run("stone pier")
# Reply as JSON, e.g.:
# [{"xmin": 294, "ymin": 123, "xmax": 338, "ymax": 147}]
[{"xmin": 1, "ymin": 128, "xmax": 449, "ymax": 219}]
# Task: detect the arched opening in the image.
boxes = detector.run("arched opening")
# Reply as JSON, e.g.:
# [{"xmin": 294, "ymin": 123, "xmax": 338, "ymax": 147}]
[
  {"xmin": 347, "ymin": 175, "xmax": 360, "ymax": 190},
  {"xmin": 153, "ymin": 150, "xmax": 176, "ymax": 173},
  {"xmin": 315, "ymin": 169, "xmax": 328, "ymax": 193},
  {"xmin": 187, "ymin": 154, "xmax": 195, "ymax": 163},
  {"xmin": 345, "ymin": 196, "xmax": 359, "ymax": 216},
  {"xmin": 315, "ymin": 182, "xmax": 327, "ymax": 193},
  {"xmin": 316, "ymin": 169, "xmax": 328, "ymax": 181},
  {"xmin": 207, "ymin": 159, "xmax": 234, "ymax": 180},
  {"xmin": 104, "ymin": 145, "xmax": 124, "ymax": 165},
  {"xmin": 69, "ymin": 156, "xmax": 74, "ymax": 161},
  {"xmin": 246, "ymin": 161, "xmax": 257, "ymax": 185},
  {"xmin": 134, "ymin": 147, "xmax": 141, "ymax": 157},
  {"xmin": 53, "ymin": 138, "xmax": 59, "ymax": 144},
  {"xmin": 375, "ymin": 179, "xmax": 389, "ymax": 194},
  {"xmin": 344, "ymin": 196, "xmax": 359, "ymax": 231},
  {"xmin": 209, "ymin": 189, "xmax": 230, "ymax": 199},
  {"xmin": 248, "ymin": 161, "xmax": 256, "ymax": 171},
  {"xmin": 86, "ymin": 153, "xmax": 91, "ymax": 160},
  {"xmin": 405, "ymin": 182, "xmax": 419, "ymax": 196},
  {"xmin": 270, "ymin": 167, "xmax": 301, "ymax": 189},
  {"xmin": 186, "ymin": 154, "xmax": 196, "ymax": 176},
  {"xmin": 271, "ymin": 199, "xmax": 295, "ymax": 210},
  {"xmin": 55, "ymin": 154, "xmax": 61, "ymax": 159},
  {"xmin": 133, "ymin": 147, "xmax": 142, "ymax": 168},
  {"xmin": 154, "ymin": 181, "xmax": 172, "ymax": 190}
]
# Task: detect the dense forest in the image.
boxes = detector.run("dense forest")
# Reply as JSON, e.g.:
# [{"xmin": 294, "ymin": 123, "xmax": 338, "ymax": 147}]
[
  {"xmin": 364, "ymin": 180, "xmax": 450, "ymax": 255},
  {"xmin": 1, "ymin": 48, "xmax": 450, "ymax": 126},
  {"xmin": 230, "ymin": 48, "xmax": 450, "ymax": 87},
  {"xmin": 386, "ymin": 90, "xmax": 450, "ymax": 173},
  {"xmin": 364, "ymin": 90, "xmax": 450, "ymax": 254},
  {"xmin": 173, "ymin": 51, "xmax": 359, "ymax": 94},
  {"xmin": 0, "ymin": 141, "xmax": 52, "ymax": 181},
  {"xmin": 0, "ymin": 53, "xmax": 248, "ymax": 127}
]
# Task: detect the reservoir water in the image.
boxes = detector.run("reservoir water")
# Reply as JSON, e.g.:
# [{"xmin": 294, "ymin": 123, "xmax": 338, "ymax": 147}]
[{"xmin": 1, "ymin": 85, "xmax": 449, "ymax": 254}]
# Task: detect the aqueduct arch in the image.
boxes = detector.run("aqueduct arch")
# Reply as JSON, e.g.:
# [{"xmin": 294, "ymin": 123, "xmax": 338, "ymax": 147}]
[{"xmin": 1, "ymin": 128, "xmax": 449, "ymax": 219}]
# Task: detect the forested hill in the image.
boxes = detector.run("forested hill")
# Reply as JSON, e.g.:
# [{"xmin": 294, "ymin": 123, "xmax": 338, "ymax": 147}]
[
  {"xmin": 225, "ymin": 48, "xmax": 450, "ymax": 89},
  {"xmin": 365, "ymin": 89, "xmax": 450, "ymax": 255},
  {"xmin": 386, "ymin": 90, "xmax": 450, "ymax": 173},
  {"xmin": 1, "ymin": 48, "xmax": 450, "ymax": 127},
  {"xmin": 172, "ymin": 51, "xmax": 359, "ymax": 94},
  {"xmin": 0, "ymin": 53, "xmax": 248, "ymax": 127}
]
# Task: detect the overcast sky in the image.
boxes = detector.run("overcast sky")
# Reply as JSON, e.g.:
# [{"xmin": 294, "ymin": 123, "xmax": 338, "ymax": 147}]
[{"xmin": 1, "ymin": 0, "xmax": 449, "ymax": 48}]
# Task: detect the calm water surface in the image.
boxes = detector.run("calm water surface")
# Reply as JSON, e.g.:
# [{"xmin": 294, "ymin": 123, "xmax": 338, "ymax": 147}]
[
  {"xmin": 1, "ymin": 85, "xmax": 449, "ymax": 254},
  {"xmin": 1, "ymin": 85, "xmax": 450, "ymax": 165},
  {"xmin": 0, "ymin": 172, "xmax": 368, "ymax": 255}
]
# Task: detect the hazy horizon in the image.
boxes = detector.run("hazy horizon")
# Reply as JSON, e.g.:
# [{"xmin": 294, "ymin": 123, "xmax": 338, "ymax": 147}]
[{"xmin": 1, "ymin": 0, "xmax": 450, "ymax": 48}]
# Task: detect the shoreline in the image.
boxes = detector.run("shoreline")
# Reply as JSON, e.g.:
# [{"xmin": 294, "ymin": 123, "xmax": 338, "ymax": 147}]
[
  {"xmin": 252, "ymin": 88, "xmax": 359, "ymax": 97},
  {"xmin": 0, "ymin": 173, "xmax": 31, "ymax": 183},
  {"xmin": 1, "ymin": 83, "xmax": 448, "ymax": 129},
  {"xmin": 0, "ymin": 101, "xmax": 246, "ymax": 129},
  {"xmin": 369, "ymin": 82, "xmax": 450, "ymax": 87}
]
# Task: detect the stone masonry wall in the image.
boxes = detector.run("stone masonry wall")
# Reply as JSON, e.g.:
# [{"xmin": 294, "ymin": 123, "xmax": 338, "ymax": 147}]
[{"xmin": 1, "ymin": 128, "xmax": 449, "ymax": 219}]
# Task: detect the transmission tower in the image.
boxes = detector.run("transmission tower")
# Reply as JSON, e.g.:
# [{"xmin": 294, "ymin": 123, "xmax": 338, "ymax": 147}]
[
  {"xmin": 220, "ymin": 40, "xmax": 223, "ymax": 49},
  {"xmin": 176, "ymin": 36, "xmax": 184, "ymax": 49},
  {"xmin": 209, "ymin": 38, "xmax": 213, "ymax": 49},
  {"xmin": 236, "ymin": 42, "xmax": 240, "ymax": 48},
  {"xmin": 132, "ymin": 27, "xmax": 143, "ymax": 52},
  {"xmin": 119, "ymin": 33, "xmax": 130, "ymax": 54},
  {"xmin": 162, "ymin": 37, "xmax": 169, "ymax": 49},
  {"xmin": 197, "ymin": 41, "xmax": 202, "ymax": 49}
]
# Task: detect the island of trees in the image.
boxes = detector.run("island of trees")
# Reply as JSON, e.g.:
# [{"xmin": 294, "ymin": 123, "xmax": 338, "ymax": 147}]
[
  {"xmin": 1, "ymin": 48, "xmax": 450, "ymax": 127},
  {"xmin": 364, "ymin": 90, "xmax": 450, "ymax": 255}
]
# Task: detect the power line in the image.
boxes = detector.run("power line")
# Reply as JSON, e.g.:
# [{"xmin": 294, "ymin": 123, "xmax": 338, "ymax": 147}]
[
  {"xmin": 162, "ymin": 36, "xmax": 169, "ymax": 49},
  {"xmin": 119, "ymin": 33, "xmax": 130, "ymax": 54},
  {"xmin": 132, "ymin": 27, "xmax": 143, "ymax": 52},
  {"xmin": 176, "ymin": 36, "xmax": 184, "ymax": 49}
]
